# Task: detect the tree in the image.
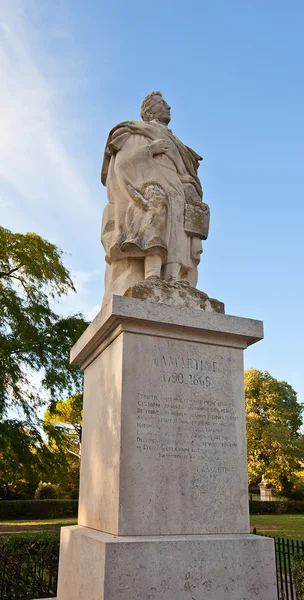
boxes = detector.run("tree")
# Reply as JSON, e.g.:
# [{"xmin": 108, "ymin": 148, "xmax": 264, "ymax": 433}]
[
  {"xmin": 44, "ymin": 393, "xmax": 83, "ymax": 459},
  {"xmin": 0, "ymin": 420, "xmax": 41, "ymax": 499},
  {"xmin": 0, "ymin": 227, "xmax": 88, "ymax": 419},
  {"xmin": 245, "ymin": 368, "xmax": 304, "ymax": 497},
  {"xmin": 0, "ymin": 417, "xmax": 79, "ymax": 499},
  {"xmin": 42, "ymin": 394, "xmax": 83, "ymax": 498}
]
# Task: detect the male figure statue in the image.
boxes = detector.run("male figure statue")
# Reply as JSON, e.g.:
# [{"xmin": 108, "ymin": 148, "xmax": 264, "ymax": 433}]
[{"xmin": 101, "ymin": 91, "xmax": 209, "ymax": 305}]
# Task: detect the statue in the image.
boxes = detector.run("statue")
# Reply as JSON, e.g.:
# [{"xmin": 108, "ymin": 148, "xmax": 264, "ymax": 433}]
[{"xmin": 101, "ymin": 91, "xmax": 213, "ymax": 308}]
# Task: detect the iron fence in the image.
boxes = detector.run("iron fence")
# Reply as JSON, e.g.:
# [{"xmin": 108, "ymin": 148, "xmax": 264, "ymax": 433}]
[
  {"xmin": 0, "ymin": 536, "xmax": 58, "ymax": 600},
  {"xmin": 253, "ymin": 528, "xmax": 304, "ymax": 600}
]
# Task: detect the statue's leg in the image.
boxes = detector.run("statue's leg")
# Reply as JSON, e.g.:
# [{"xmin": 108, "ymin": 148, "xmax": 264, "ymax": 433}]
[
  {"xmin": 183, "ymin": 267, "xmax": 198, "ymax": 287},
  {"xmin": 163, "ymin": 262, "xmax": 181, "ymax": 281},
  {"xmin": 145, "ymin": 255, "xmax": 162, "ymax": 279}
]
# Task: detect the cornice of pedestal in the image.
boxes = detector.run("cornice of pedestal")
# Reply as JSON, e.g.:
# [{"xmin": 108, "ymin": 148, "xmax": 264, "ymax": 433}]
[{"xmin": 70, "ymin": 295, "xmax": 263, "ymax": 369}]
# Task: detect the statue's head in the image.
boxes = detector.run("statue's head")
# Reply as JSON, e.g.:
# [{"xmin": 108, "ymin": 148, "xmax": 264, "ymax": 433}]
[{"xmin": 140, "ymin": 91, "xmax": 171, "ymax": 125}]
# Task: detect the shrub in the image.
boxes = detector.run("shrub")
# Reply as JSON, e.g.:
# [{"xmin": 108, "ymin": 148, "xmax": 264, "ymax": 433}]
[
  {"xmin": 70, "ymin": 488, "xmax": 79, "ymax": 500},
  {"xmin": 293, "ymin": 554, "xmax": 304, "ymax": 599},
  {"xmin": 249, "ymin": 500, "xmax": 304, "ymax": 514},
  {"xmin": 35, "ymin": 482, "xmax": 60, "ymax": 500},
  {"xmin": 0, "ymin": 499, "xmax": 78, "ymax": 519},
  {"xmin": 0, "ymin": 480, "xmax": 38, "ymax": 501},
  {"xmin": 0, "ymin": 532, "xmax": 60, "ymax": 599}
]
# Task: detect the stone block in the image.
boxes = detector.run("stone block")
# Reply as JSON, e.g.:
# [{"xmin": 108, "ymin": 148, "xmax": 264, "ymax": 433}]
[
  {"xmin": 70, "ymin": 295, "xmax": 263, "ymax": 367},
  {"xmin": 124, "ymin": 278, "xmax": 224, "ymax": 312},
  {"xmin": 72, "ymin": 296, "xmax": 263, "ymax": 536},
  {"xmin": 56, "ymin": 525, "xmax": 277, "ymax": 600}
]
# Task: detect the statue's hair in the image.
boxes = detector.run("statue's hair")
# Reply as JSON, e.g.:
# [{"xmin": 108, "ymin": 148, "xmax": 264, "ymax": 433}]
[{"xmin": 140, "ymin": 91, "xmax": 163, "ymax": 122}]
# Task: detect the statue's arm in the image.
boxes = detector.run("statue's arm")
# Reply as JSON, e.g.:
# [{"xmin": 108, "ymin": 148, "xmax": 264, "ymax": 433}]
[
  {"xmin": 115, "ymin": 134, "xmax": 169, "ymax": 162},
  {"xmin": 110, "ymin": 135, "xmax": 170, "ymax": 184}
]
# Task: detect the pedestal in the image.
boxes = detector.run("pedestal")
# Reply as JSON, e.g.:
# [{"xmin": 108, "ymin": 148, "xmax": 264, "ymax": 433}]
[
  {"xmin": 57, "ymin": 295, "xmax": 277, "ymax": 599},
  {"xmin": 57, "ymin": 527, "xmax": 276, "ymax": 600}
]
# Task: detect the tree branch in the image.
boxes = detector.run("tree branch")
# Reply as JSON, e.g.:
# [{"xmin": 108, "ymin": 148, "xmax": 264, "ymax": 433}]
[
  {"xmin": 67, "ymin": 449, "xmax": 81, "ymax": 460},
  {"xmin": 9, "ymin": 274, "xmax": 31, "ymax": 295},
  {"xmin": 0, "ymin": 264, "xmax": 24, "ymax": 279}
]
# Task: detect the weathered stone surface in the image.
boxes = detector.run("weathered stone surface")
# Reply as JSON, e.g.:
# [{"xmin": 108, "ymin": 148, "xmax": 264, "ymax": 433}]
[
  {"xmin": 124, "ymin": 278, "xmax": 224, "ymax": 312},
  {"xmin": 101, "ymin": 91, "xmax": 209, "ymax": 305},
  {"xmin": 70, "ymin": 295, "xmax": 263, "ymax": 368},
  {"xmin": 73, "ymin": 296, "xmax": 262, "ymax": 536},
  {"xmin": 57, "ymin": 526, "xmax": 277, "ymax": 600},
  {"xmin": 184, "ymin": 200, "xmax": 210, "ymax": 239}
]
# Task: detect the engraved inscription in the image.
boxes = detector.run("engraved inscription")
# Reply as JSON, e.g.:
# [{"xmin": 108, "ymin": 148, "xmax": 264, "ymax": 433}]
[
  {"xmin": 163, "ymin": 372, "xmax": 211, "ymax": 386},
  {"xmin": 155, "ymin": 353, "xmax": 217, "ymax": 386},
  {"xmin": 134, "ymin": 351, "xmax": 239, "ymax": 470},
  {"xmin": 136, "ymin": 396, "xmax": 239, "ymax": 459},
  {"xmin": 153, "ymin": 355, "xmax": 217, "ymax": 372}
]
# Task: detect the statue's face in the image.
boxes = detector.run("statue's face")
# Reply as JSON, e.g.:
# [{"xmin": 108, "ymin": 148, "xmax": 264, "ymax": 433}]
[{"xmin": 153, "ymin": 96, "xmax": 171, "ymax": 125}]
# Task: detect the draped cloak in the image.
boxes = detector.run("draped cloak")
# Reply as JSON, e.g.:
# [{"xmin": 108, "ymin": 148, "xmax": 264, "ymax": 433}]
[{"xmin": 101, "ymin": 120, "xmax": 203, "ymax": 272}]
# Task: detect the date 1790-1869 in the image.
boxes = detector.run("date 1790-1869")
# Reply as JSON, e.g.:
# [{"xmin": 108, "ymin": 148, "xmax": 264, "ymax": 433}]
[{"xmin": 163, "ymin": 372, "xmax": 211, "ymax": 386}]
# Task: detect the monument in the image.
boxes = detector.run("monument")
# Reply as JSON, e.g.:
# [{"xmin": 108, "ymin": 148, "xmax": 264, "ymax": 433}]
[{"xmin": 56, "ymin": 93, "xmax": 277, "ymax": 599}]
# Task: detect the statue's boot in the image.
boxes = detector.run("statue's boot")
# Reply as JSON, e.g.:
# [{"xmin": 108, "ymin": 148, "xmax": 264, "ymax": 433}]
[
  {"xmin": 163, "ymin": 262, "xmax": 181, "ymax": 281},
  {"xmin": 145, "ymin": 255, "xmax": 162, "ymax": 279}
]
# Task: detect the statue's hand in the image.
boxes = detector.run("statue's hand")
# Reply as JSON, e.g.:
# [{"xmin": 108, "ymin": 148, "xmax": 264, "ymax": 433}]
[{"xmin": 149, "ymin": 139, "xmax": 170, "ymax": 156}]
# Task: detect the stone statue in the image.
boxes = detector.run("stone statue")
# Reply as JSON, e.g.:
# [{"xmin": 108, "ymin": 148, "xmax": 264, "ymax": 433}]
[{"xmin": 101, "ymin": 91, "xmax": 218, "ymax": 310}]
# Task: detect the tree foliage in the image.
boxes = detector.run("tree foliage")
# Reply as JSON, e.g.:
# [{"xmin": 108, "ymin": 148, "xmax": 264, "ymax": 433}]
[
  {"xmin": 0, "ymin": 226, "xmax": 88, "ymax": 418},
  {"xmin": 0, "ymin": 420, "xmax": 41, "ymax": 499},
  {"xmin": 245, "ymin": 368, "xmax": 304, "ymax": 496},
  {"xmin": 0, "ymin": 417, "xmax": 78, "ymax": 499},
  {"xmin": 44, "ymin": 393, "xmax": 82, "ymax": 459},
  {"xmin": 34, "ymin": 482, "xmax": 60, "ymax": 499},
  {"xmin": 41, "ymin": 394, "xmax": 83, "ymax": 498}
]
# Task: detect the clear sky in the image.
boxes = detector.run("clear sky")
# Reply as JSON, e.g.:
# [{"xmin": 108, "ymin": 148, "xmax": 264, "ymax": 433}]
[{"xmin": 1, "ymin": 1, "xmax": 304, "ymax": 403}]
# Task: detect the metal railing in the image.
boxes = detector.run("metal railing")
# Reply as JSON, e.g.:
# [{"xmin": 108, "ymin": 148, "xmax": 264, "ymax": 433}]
[
  {"xmin": 0, "ymin": 537, "xmax": 58, "ymax": 600},
  {"xmin": 253, "ymin": 528, "xmax": 304, "ymax": 600}
]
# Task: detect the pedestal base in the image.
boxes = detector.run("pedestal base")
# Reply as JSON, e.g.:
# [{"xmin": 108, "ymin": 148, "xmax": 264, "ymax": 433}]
[
  {"xmin": 57, "ymin": 526, "xmax": 277, "ymax": 600},
  {"xmin": 72, "ymin": 297, "xmax": 264, "ymax": 536}
]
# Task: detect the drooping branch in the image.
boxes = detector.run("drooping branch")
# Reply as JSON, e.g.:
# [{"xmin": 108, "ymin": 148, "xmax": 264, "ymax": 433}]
[
  {"xmin": 67, "ymin": 449, "xmax": 81, "ymax": 460},
  {"xmin": 0, "ymin": 265, "xmax": 23, "ymax": 279}
]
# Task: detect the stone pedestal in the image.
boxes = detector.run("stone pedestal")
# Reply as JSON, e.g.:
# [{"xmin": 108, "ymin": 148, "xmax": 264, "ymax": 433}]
[
  {"xmin": 57, "ymin": 527, "xmax": 276, "ymax": 600},
  {"xmin": 57, "ymin": 295, "xmax": 277, "ymax": 599}
]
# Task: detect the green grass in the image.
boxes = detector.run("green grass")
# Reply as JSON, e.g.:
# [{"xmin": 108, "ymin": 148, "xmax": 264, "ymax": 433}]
[
  {"xmin": 1, "ymin": 515, "xmax": 304, "ymax": 540},
  {"xmin": 0, "ymin": 518, "xmax": 77, "ymax": 534},
  {"xmin": 250, "ymin": 514, "xmax": 304, "ymax": 540}
]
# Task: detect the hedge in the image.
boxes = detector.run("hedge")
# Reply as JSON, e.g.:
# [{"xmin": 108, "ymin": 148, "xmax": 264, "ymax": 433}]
[
  {"xmin": 250, "ymin": 500, "xmax": 304, "ymax": 514},
  {"xmin": 1, "ymin": 499, "xmax": 304, "ymax": 519},
  {"xmin": 0, "ymin": 532, "xmax": 60, "ymax": 599},
  {"xmin": 0, "ymin": 499, "xmax": 78, "ymax": 520},
  {"xmin": 292, "ymin": 554, "xmax": 304, "ymax": 599}
]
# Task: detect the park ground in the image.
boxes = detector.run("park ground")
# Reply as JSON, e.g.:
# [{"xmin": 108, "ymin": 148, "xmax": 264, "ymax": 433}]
[
  {"xmin": 0, "ymin": 515, "xmax": 304, "ymax": 539},
  {"xmin": 250, "ymin": 515, "xmax": 304, "ymax": 540},
  {"xmin": 0, "ymin": 518, "xmax": 76, "ymax": 534}
]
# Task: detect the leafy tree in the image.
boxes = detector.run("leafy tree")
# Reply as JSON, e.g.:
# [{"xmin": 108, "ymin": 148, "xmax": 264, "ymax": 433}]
[
  {"xmin": 0, "ymin": 226, "xmax": 88, "ymax": 419},
  {"xmin": 0, "ymin": 420, "xmax": 41, "ymax": 499},
  {"xmin": 0, "ymin": 417, "xmax": 77, "ymax": 499},
  {"xmin": 44, "ymin": 393, "xmax": 82, "ymax": 459},
  {"xmin": 245, "ymin": 368, "xmax": 304, "ymax": 497},
  {"xmin": 42, "ymin": 394, "xmax": 83, "ymax": 498}
]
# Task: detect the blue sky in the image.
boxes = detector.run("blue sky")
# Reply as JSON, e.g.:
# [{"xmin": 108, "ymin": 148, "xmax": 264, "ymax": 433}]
[{"xmin": 1, "ymin": 0, "xmax": 304, "ymax": 403}]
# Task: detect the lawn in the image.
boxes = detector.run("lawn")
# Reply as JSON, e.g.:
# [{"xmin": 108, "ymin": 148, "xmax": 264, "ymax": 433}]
[
  {"xmin": 1, "ymin": 515, "xmax": 304, "ymax": 540},
  {"xmin": 250, "ymin": 514, "xmax": 304, "ymax": 540},
  {"xmin": 0, "ymin": 518, "xmax": 77, "ymax": 534}
]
